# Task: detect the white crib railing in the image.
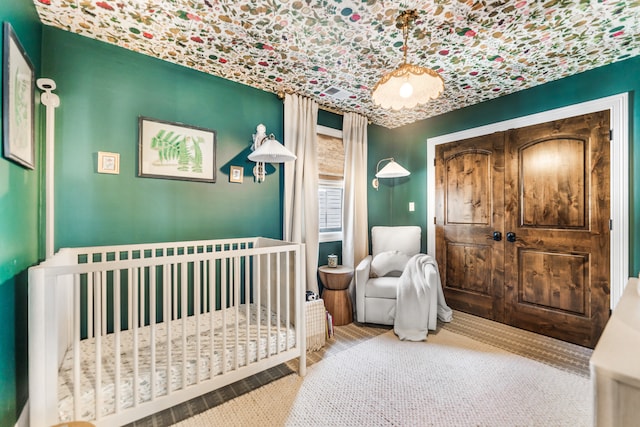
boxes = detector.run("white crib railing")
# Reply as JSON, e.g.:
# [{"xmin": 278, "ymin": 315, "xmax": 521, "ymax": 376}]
[{"xmin": 29, "ymin": 237, "xmax": 306, "ymax": 427}]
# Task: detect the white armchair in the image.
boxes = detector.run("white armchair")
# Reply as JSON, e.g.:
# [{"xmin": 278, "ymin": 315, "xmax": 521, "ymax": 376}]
[{"xmin": 355, "ymin": 226, "xmax": 422, "ymax": 324}]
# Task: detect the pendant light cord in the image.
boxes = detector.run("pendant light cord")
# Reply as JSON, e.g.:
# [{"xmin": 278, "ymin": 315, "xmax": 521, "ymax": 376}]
[{"xmin": 398, "ymin": 10, "xmax": 417, "ymax": 66}]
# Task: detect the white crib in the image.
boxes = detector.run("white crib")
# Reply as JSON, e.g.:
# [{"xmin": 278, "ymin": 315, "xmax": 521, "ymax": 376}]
[{"xmin": 28, "ymin": 237, "xmax": 306, "ymax": 427}]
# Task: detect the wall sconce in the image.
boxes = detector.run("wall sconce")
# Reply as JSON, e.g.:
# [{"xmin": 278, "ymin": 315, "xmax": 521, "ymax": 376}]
[
  {"xmin": 248, "ymin": 124, "xmax": 297, "ymax": 182},
  {"xmin": 372, "ymin": 157, "xmax": 410, "ymax": 190}
]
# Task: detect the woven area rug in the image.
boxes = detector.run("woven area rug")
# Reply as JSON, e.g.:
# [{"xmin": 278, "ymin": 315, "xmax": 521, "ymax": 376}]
[
  {"xmin": 173, "ymin": 326, "xmax": 591, "ymax": 427},
  {"xmin": 442, "ymin": 310, "xmax": 592, "ymax": 377}
]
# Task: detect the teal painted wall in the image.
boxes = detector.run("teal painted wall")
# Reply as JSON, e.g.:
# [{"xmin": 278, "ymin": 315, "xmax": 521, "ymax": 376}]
[
  {"xmin": 366, "ymin": 124, "xmax": 427, "ymax": 252},
  {"xmin": 42, "ymin": 27, "xmax": 285, "ymax": 248},
  {"xmin": 318, "ymin": 109, "xmax": 343, "ymax": 131},
  {"xmin": 368, "ymin": 55, "xmax": 640, "ymax": 273},
  {"xmin": 0, "ymin": 2, "xmax": 42, "ymax": 426}
]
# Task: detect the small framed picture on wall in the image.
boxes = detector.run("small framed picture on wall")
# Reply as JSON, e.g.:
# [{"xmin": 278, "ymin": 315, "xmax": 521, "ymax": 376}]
[
  {"xmin": 97, "ymin": 151, "xmax": 120, "ymax": 174},
  {"xmin": 230, "ymin": 165, "xmax": 243, "ymax": 183}
]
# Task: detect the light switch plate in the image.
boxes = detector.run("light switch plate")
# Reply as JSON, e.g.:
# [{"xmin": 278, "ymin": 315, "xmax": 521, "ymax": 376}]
[{"xmin": 409, "ymin": 202, "xmax": 415, "ymax": 212}]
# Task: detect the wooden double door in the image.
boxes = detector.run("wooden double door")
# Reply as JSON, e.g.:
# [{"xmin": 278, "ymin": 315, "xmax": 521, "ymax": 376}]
[{"xmin": 435, "ymin": 111, "xmax": 610, "ymax": 348}]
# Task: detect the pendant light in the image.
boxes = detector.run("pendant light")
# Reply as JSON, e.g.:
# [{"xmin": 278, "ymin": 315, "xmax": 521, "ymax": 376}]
[{"xmin": 372, "ymin": 10, "xmax": 445, "ymax": 110}]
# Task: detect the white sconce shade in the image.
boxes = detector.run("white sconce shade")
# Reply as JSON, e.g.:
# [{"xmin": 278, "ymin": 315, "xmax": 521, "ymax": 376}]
[
  {"xmin": 248, "ymin": 136, "xmax": 297, "ymax": 162},
  {"xmin": 376, "ymin": 159, "xmax": 410, "ymax": 178},
  {"xmin": 249, "ymin": 124, "xmax": 296, "ymax": 182},
  {"xmin": 372, "ymin": 157, "xmax": 410, "ymax": 190}
]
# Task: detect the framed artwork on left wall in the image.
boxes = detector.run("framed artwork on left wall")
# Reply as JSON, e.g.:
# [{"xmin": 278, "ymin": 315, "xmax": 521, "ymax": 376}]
[{"xmin": 2, "ymin": 22, "xmax": 35, "ymax": 169}]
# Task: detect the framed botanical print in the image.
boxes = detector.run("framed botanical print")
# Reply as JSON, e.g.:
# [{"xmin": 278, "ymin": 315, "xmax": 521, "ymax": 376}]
[
  {"xmin": 138, "ymin": 116, "xmax": 216, "ymax": 183},
  {"xmin": 2, "ymin": 22, "xmax": 35, "ymax": 169}
]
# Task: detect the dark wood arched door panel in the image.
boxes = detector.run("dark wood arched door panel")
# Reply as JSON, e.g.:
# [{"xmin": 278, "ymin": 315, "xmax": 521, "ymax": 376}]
[{"xmin": 436, "ymin": 111, "xmax": 610, "ymax": 348}]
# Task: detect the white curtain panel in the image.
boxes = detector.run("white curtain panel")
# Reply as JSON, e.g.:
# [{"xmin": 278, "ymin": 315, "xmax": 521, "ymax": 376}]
[
  {"xmin": 342, "ymin": 112, "xmax": 369, "ymax": 269},
  {"xmin": 283, "ymin": 93, "xmax": 320, "ymax": 293}
]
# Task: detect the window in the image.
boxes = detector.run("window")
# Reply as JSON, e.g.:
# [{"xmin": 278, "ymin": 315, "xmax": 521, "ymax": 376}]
[{"xmin": 317, "ymin": 125, "xmax": 344, "ymax": 242}]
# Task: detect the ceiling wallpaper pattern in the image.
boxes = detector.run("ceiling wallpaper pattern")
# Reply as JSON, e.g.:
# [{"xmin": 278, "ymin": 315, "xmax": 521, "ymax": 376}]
[{"xmin": 33, "ymin": 0, "xmax": 640, "ymax": 128}]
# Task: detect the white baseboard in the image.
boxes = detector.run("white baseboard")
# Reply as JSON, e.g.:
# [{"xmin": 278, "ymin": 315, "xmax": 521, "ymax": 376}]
[{"xmin": 15, "ymin": 401, "xmax": 29, "ymax": 427}]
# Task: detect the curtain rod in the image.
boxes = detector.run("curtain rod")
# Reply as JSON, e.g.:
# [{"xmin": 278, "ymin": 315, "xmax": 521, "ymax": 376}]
[{"xmin": 277, "ymin": 90, "xmax": 371, "ymax": 123}]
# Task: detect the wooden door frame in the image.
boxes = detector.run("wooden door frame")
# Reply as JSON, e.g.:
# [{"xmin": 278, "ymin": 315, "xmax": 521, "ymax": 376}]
[{"xmin": 427, "ymin": 93, "xmax": 629, "ymax": 310}]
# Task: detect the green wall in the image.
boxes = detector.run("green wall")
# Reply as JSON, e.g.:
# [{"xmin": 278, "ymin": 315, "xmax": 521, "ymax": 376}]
[
  {"xmin": 368, "ymin": 55, "xmax": 640, "ymax": 273},
  {"xmin": 0, "ymin": 2, "xmax": 42, "ymax": 426},
  {"xmin": 42, "ymin": 27, "xmax": 286, "ymax": 248}
]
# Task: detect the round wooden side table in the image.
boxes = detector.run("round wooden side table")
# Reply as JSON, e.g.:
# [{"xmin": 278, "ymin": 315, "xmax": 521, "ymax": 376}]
[{"xmin": 318, "ymin": 265, "xmax": 354, "ymax": 326}]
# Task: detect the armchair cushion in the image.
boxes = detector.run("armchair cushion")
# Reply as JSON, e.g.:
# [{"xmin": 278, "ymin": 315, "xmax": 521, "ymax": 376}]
[
  {"xmin": 371, "ymin": 250, "xmax": 411, "ymax": 277},
  {"xmin": 371, "ymin": 226, "xmax": 421, "ymax": 257},
  {"xmin": 364, "ymin": 277, "xmax": 400, "ymax": 299}
]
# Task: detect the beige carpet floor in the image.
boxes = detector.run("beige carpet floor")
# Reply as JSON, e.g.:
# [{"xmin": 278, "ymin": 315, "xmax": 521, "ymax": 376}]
[{"xmin": 173, "ymin": 323, "xmax": 591, "ymax": 426}]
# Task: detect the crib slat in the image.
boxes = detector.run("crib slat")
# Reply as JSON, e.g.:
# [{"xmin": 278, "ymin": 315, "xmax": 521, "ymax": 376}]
[
  {"xmin": 244, "ymin": 255, "xmax": 250, "ymax": 367},
  {"xmin": 295, "ymin": 245, "xmax": 305, "ymax": 375},
  {"xmin": 181, "ymin": 261, "xmax": 188, "ymax": 389},
  {"xmin": 285, "ymin": 251, "xmax": 291, "ymax": 350},
  {"xmin": 172, "ymin": 261, "xmax": 178, "ymax": 323},
  {"xmin": 73, "ymin": 274, "xmax": 81, "ymax": 421},
  {"xmin": 132, "ymin": 267, "xmax": 140, "ymax": 408},
  {"xmin": 221, "ymin": 258, "xmax": 227, "ymax": 374},
  {"xmin": 266, "ymin": 253, "xmax": 271, "ymax": 360},
  {"xmin": 127, "ymin": 267, "xmax": 133, "ymax": 332},
  {"xmin": 195, "ymin": 260, "xmax": 201, "ymax": 384},
  {"xmin": 208, "ymin": 259, "xmax": 216, "ymax": 380},
  {"xmin": 233, "ymin": 256, "xmax": 240, "ymax": 371},
  {"xmin": 140, "ymin": 268, "xmax": 146, "ymax": 329},
  {"xmin": 149, "ymin": 265, "xmax": 157, "ymax": 400},
  {"xmin": 87, "ymin": 272, "xmax": 94, "ymax": 339},
  {"xmin": 114, "ymin": 269, "xmax": 122, "ymax": 414},
  {"xmin": 256, "ymin": 254, "xmax": 261, "ymax": 362},
  {"xmin": 101, "ymin": 271, "xmax": 107, "ymax": 337},
  {"xmin": 95, "ymin": 271, "xmax": 103, "ymax": 420},
  {"xmin": 164, "ymin": 263, "xmax": 172, "ymax": 397}
]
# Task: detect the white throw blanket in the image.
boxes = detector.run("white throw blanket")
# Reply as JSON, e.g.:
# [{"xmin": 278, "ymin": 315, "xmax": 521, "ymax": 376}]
[{"xmin": 393, "ymin": 254, "xmax": 453, "ymax": 341}]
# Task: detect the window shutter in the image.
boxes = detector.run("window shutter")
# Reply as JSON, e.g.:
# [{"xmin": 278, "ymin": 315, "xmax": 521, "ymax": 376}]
[
  {"xmin": 319, "ymin": 187, "xmax": 343, "ymax": 232},
  {"xmin": 318, "ymin": 132, "xmax": 344, "ymax": 180}
]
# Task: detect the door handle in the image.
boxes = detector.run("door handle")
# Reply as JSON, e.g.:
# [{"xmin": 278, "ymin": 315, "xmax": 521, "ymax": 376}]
[
  {"xmin": 506, "ymin": 232, "xmax": 516, "ymax": 242},
  {"xmin": 492, "ymin": 231, "xmax": 502, "ymax": 241}
]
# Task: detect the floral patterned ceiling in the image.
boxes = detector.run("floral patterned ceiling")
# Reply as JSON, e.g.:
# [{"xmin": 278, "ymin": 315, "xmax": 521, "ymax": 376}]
[{"xmin": 33, "ymin": 0, "xmax": 640, "ymax": 128}]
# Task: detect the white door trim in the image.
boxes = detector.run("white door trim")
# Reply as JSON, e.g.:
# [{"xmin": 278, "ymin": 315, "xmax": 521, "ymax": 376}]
[{"xmin": 427, "ymin": 93, "xmax": 629, "ymax": 309}]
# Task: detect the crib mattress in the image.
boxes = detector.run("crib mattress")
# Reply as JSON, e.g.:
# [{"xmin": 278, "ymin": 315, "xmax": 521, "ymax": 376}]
[{"xmin": 57, "ymin": 304, "xmax": 296, "ymax": 421}]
